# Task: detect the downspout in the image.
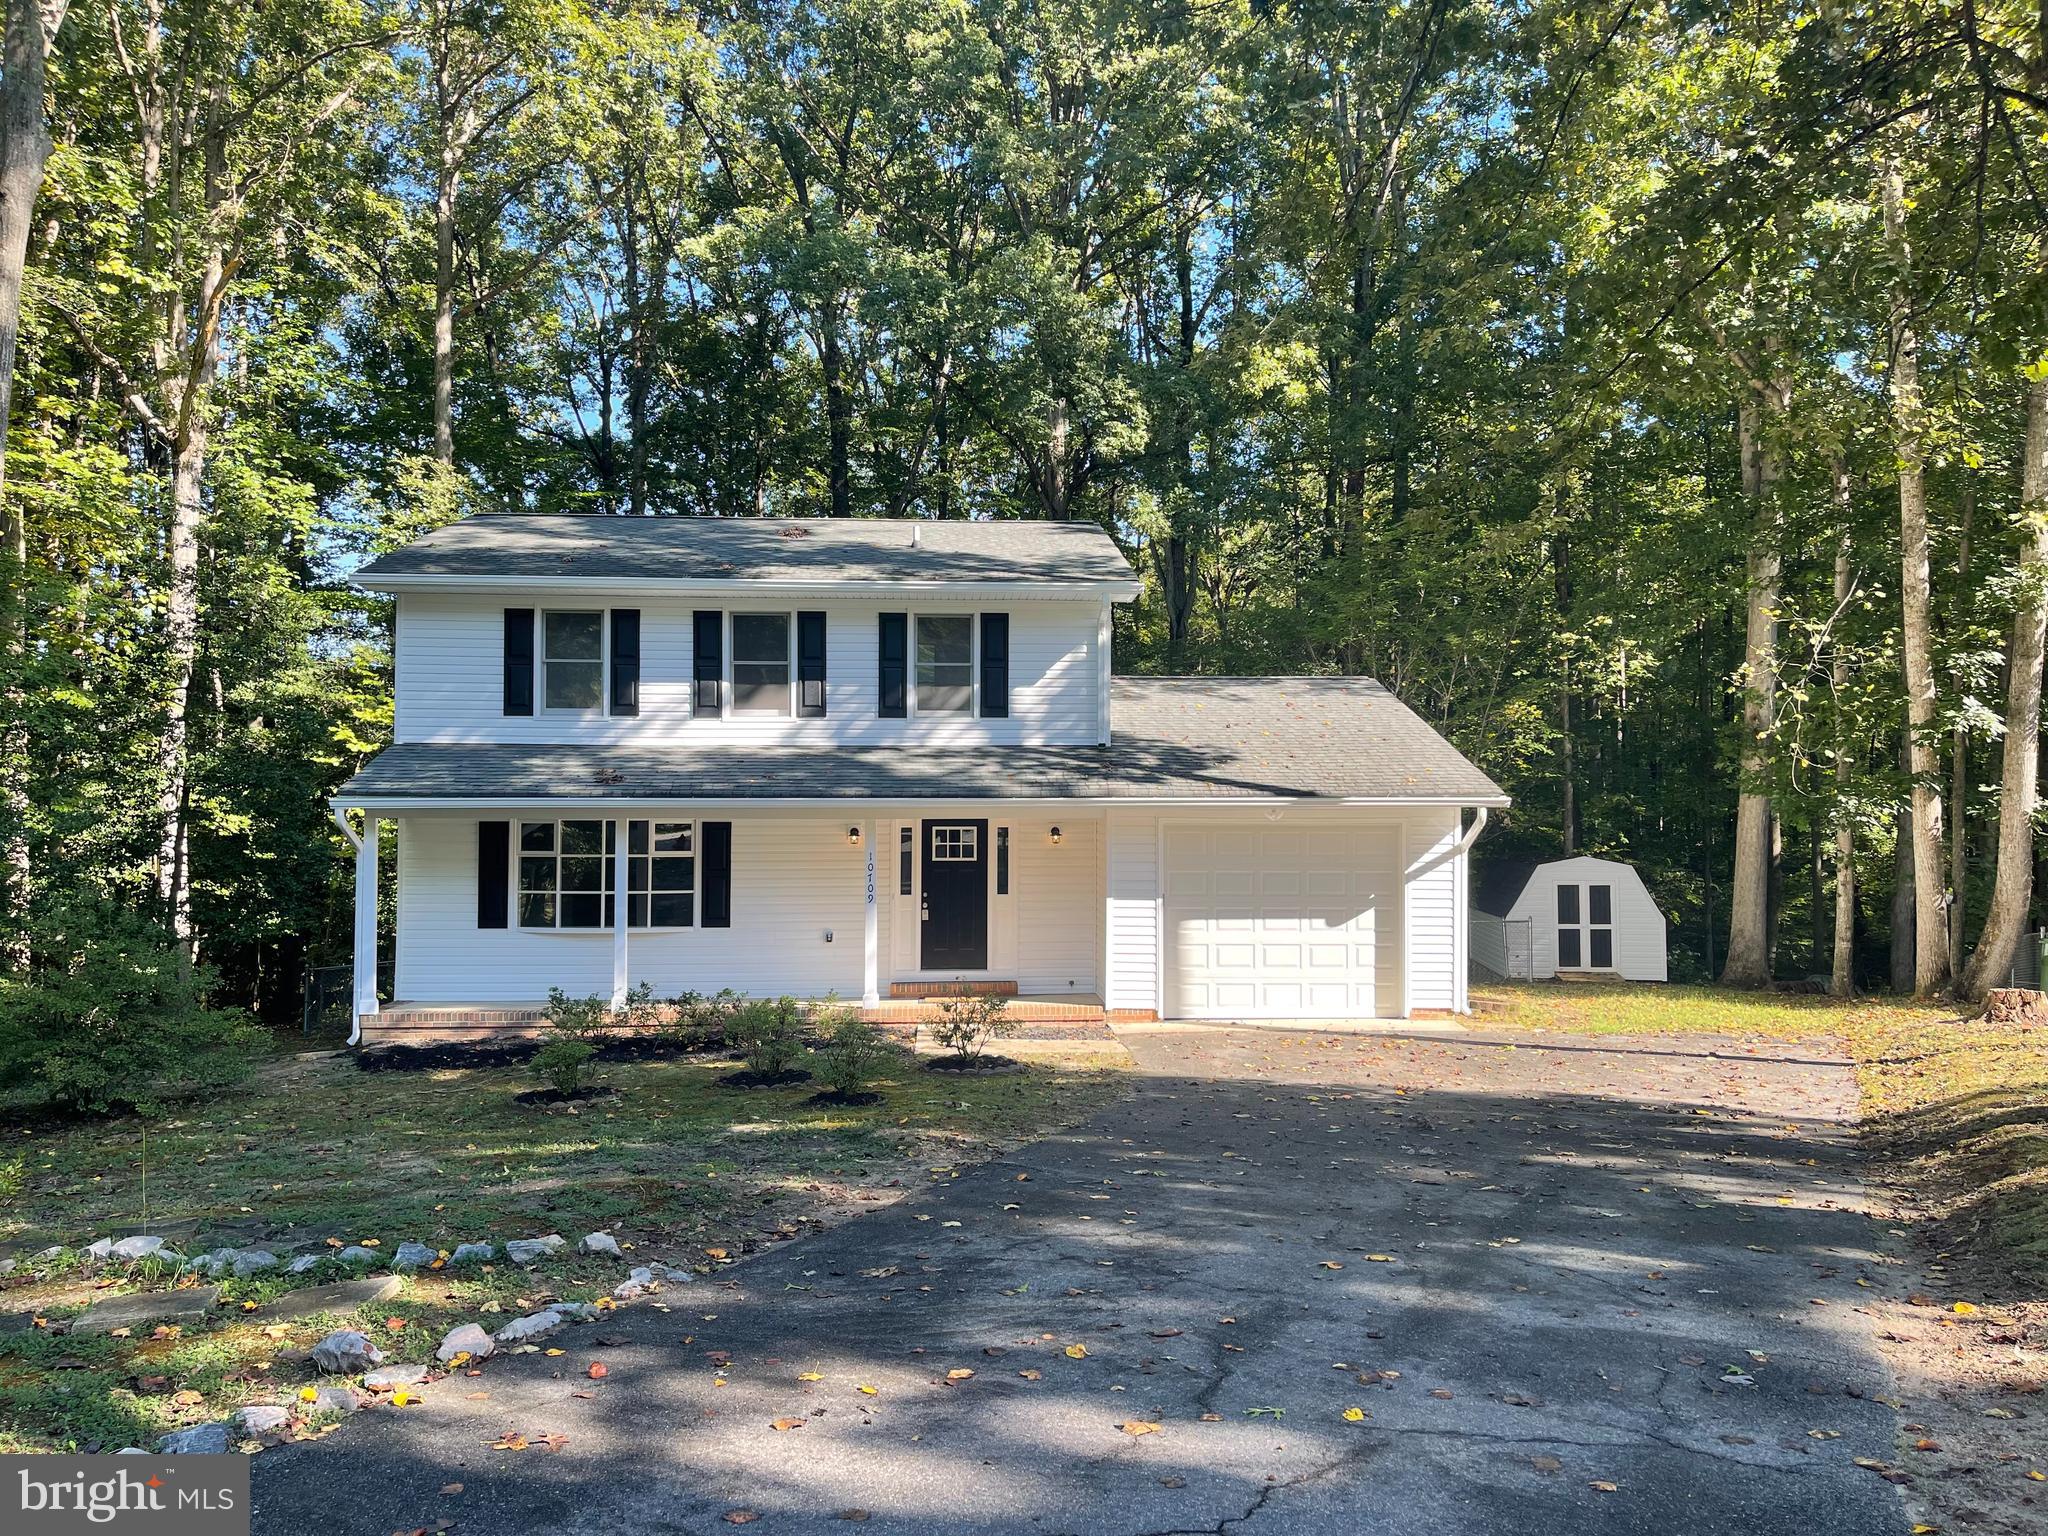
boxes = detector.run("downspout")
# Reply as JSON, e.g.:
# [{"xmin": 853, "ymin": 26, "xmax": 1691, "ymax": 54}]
[
  {"xmin": 332, "ymin": 806, "xmax": 365, "ymax": 1045},
  {"xmin": 1451, "ymin": 806, "xmax": 1489, "ymax": 857},
  {"xmin": 1453, "ymin": 807, "xmax": 1488, "ymax": 1015}
]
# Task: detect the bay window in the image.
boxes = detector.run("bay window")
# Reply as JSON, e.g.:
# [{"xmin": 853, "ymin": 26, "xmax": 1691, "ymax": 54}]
[{"xmin": 518, "ymin": 819, "xmax": 697, "ymax": 929}]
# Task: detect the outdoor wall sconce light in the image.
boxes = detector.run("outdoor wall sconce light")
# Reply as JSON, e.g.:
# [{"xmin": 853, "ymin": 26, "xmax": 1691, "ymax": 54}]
[
  {"xmin": 848, "ymin": 826, "xmax": 862, "ymax": 846},
  {"xmin": 1049, "ymin": 826, "xmax": 1062, "ymax": 846}
]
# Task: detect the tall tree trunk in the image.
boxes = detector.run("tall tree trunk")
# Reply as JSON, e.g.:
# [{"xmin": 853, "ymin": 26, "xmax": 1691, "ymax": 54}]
[
  {"xmin": 1891, "ymin": 726, "xmax": 1917, "ymax": 992},
  {"xmin": 1555, "ymin": 526, "xmax": 1577, "ymax": 852},
  {"xmin": 1043, "ymin": 397, "xmax": 1071, "ymax": 519},
  {"xmin": 1961, "ymin": 376, "xmax": 2048, "ymax": 998},
  {"xmin": 0, "ymin": 0, "xmax": 66, "ymax": 965},
  {"xmin": 1950, "ymin": 478, "xmax": 1975, "ymax": 978},
  {"xmin": 1883, "ymin": 155, "xmax": 1948, "ymax": 994},
  {"xmin": 433, "ymin": 138, "xmax": 459, "ymax": 467},
  {"xmin": 1164, "ymin": 229, "xmax": 1197, "ymax": 665},
  {"xmin": 1830, "ymin": 463, "xmax": 1857, "ymax": 996},
  {"xmin": 1723, "ymin": 386, "xmax": 1785, "ymax": 986}
]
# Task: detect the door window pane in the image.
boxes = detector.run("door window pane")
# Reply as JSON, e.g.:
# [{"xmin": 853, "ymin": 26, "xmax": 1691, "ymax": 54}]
[
  {"xmin": 544, "ymin": 611, "xmax": 604, "ymax": 710},
  {"xmin": 1558, "ymin": 928, "xmax": 1583, "ymax": 968},
  {"xmin": 1590, "ymin": 929, "xmax": 1614, "ymax": 968},
  {"xmin": 916, "ymin": 615, "xmax": 973, "ymax": 714},
  {"xmin": 1589, "ymin": 884, "xmax": 1612, "ymax": 924},
  {"xmin": 732, "ymin": 614, "xmax": 791, "ymax": 713},
  {"xmin": 1556, "ymin": 885, "xmax": 1580, "ymax": 924}
]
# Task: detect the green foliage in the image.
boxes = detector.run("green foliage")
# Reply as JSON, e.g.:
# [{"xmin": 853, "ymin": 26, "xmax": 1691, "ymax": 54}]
[
  {"xmin": 530, "ymin": 1037, "xmax": 598, "ymax": 1097},
  {"xmin": 666, "ymin": 988, "xmax": 746, "ymax": 1050},
  {"xmin": 0, "ymin": 903, "xmax": 263, "ymax": 1116},
  {"xmin": 929, "ymin": 995, "xmax": 1016, "ymax": 1063},
  {"xmin": 543, "ymin": 988, "xmax": 613, "ymax": 1037},
  {"xmin": 727, "ymin": 995, "xmax": 809, "ymax": 1078},
  {"xmin": 814, "ymin": 1013, "xmax": 894, "ymax": 1097}
]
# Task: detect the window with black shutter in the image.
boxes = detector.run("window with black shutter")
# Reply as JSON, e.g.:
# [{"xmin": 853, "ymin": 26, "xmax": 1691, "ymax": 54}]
[
  {"xmin": 979, "ymin": 612, "xmax": 1009, "ymax": 718},
  {"xmin": 610, "ymin": 609, "xmax": 640, "ymax": 716},
  {"xmin": 797, "ymin": 611, "xmax": 827, "ymax": 717},
  {"xmin": 477, "ymin": 821, "xmax": 510, "ymax": 927},
  {"xmin": 693, "ymin": 610, "xmax": 723, "ymax": 716},
  {"xmin": 701, "ymin": 821, "xmax": 733, "ymax": 926},
  {"xmin": 878, "ymin": 612, "xmax": 908, "ymax": 717},
  {"xmin": 503, "ymin": 609, "xmax": 535, "ymax": 716}
]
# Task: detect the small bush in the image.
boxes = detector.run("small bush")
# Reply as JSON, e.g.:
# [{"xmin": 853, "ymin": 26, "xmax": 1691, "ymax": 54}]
[
  {"xmin": 929, "ymin": 994, "xmax": 1016, "ymax": 1062},
  {"xmin": 543, "ymin": 987, "xmax": 611, "ymax": 1037},
  {"xmin": 531, "ymin": 1037, "xmax": 597, "ymax": 1096},
  {"xmin": 815, "ymin": 1015, "xmax": 893, "ymax": 1097},
  {"xmin": 0, "ymin": 901, "xmax": 262, "ymax": 1116},
  {"xmin": 728, "ymin": 995, "xmax": 808, "ymax": 1077},
  {"xmin": 667, "ymin": 987, "xmax": 744, "ymax": 1050},
  {"xmin": 616, "ymin": 980, "xmax": 662, "ymax": 1033}
]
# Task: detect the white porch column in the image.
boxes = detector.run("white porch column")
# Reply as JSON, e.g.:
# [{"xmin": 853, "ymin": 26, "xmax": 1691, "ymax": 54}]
[
  {"xmin": 353, "ymin": 813, "xmax": 380, "ymax": 1020},
  {"xmin": 862, "ymin": 818, "xmax": 880, "ymax": 1008},
  {"xmin": 612, "ymin": 817, "xmax": 630, "ymax": 1008}
]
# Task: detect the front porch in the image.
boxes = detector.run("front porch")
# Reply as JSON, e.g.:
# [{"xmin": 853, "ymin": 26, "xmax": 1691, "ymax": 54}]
[{"xmin": 360, "ymin": 992, "xmax": 1122, "ymax": 1048}]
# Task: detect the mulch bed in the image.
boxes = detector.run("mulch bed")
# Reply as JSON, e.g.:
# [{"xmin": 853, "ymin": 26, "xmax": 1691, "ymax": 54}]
[
  {"xmin": 719, "ymin": 1067, "xmax": 814, "ymax": 1090},
  {"xmin": 358, "ymin": 1034, "xmax": 722, "ymax": 1073},
  {"xmin": 922, "ymin": 1055, "xmax": 1025, "ymax": 1075},
  {"xmin": 513, "ymin": 1085, "xmax": 623, "ymax": 1107},
  {"xmin": 803, "ymin": 1089, "xmax": 884, "ymax": 1107}
]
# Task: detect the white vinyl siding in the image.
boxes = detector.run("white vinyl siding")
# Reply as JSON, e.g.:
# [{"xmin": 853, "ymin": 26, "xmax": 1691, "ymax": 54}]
[
  {"xmin": 1014, "ymin": 817, "xmax": 1099, "ymax": 994},
  {"xmin": 1400, "ymin": 807, "xmax": 1460, "ymax": 1012},
  {"xmin": 394, "ymin": 594, "xmax": 1102, "ymax": 747},
  {"xmin": 1104, "ymin": 811, "xmax": 1159, "ymax": 1014},
  {"xmin": 1495, "ymin": 856, "xmax": 1667, "ymax": 982},
  {"xmin": 395, "ymin": 813, "xmax": 869, "ymax": 1001}
]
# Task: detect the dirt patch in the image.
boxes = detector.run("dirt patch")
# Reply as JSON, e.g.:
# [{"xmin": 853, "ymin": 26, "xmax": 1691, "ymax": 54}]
[
  {"xmin": 802, "ymin": 1089, "xmax": 883, "ymax": 1108},
  {"xmin": 922, "ymin": 1055, "xmax": 1024, "ymax": 1075},
  {"xmin": 512, "ymin": 1085, "xmax": 624, "ymax": 1108},
  {"xmin": 719, "ymin": 1068, "xmax": 814, "ymax": 1090}
]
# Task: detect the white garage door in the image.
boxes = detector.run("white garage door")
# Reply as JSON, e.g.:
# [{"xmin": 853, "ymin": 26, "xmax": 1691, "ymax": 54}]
[{"xmin": 1163, "ymin": 823, "xmax": 1401, "ymax": 1019}]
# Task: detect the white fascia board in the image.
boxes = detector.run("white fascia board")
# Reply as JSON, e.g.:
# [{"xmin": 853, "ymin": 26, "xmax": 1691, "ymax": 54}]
[
  {"xmin": 355, "ymin": 573, "xmax": 1144, "ymax": 602},
  {"xmin": 333, "ymin": 792, "xmax": 1514, "ymax": 813}
]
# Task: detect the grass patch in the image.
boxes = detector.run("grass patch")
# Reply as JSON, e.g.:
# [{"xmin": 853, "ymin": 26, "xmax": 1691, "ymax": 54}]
[
  {"xmin": 1482, "ymin": 980, "xmax": 2048, "ymax": 1291},
  {"xmin": 0, "ymin": 1041, "xmax": 1127, "ymax": 1452}
]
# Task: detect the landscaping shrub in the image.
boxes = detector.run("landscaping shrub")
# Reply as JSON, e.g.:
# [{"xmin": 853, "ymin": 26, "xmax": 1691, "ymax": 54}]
[
  {"xmin": 666, "ymin": 987, "xmax": 745, "ymax": 1050},
  {"xmin": 728, "ymin": 995, "xmax": 809, "ymax": 1078},
  {"xmin": 814, "ymin": 1014, "xmax": 893, "ymax": 1098},
  {"xmin": 0, "ymin": 900, "xmax": 262, "ymax": 1116},
  {"xmin": 543, "ymin": 986, "xmax": 612, "ymax": 1037},
  {"xmin": 530, "ymin": 1036, "xmax": 598, "ymax": 1096},
  {"xmin": 929, "ymin": 994, "xmax": 1017, "ymax": 1063}
]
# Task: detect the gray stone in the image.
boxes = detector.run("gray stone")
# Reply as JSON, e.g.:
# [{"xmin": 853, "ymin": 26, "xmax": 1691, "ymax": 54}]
[
  {"xmin": 504, "ymin": 1234, "xmax": 565, "ymax": 1266},
  {"xmin": 553, "ymin": 1302, "xmax": 600, "ymax": 1322},
  {"xmin": 259, "ymin": 1274, "xmax": 401, "ymax": 1323},
  {"xmin": 336, "ymin": 1245, "xmax": 380, "ymax": 1268},
  {"xmin": 286, "ymin": 1253, "xmax": 326, "ymax": 1275},
  {"xmin": 157, "ymin": 1423, "xmax": 229, "ymax": 1455},
  {"xmin": 436, "ymin": 1322, "xmax": 496, "ymax": 1362},
  {"xmin": 613, "ymin": 1266, "xmax": 655, "ymax": 1299},
  {"xmin": 492, "ymin": 1309, "xmax": 563, "ymax": 1345},
  {"xmin": 306, "ymin": 1386, "xmax": 359, "ymax": 1418},
  {"xmin": 231, "ymin": 1405, "xmax": 293, "ymax": 1437},
  {"xmin": 109, "ymin": 1235, "xmax": 165, "ymax": 1262},
  {"xmin": 309, "ymin": 1329, "xmax": 384, "ymax": 1374},
  {"xmin": 391, "ymin": 1241, "xmax": 435, "ymax": 1270},
  {"xmin": 363, "ymin": 1364, "xmax": 430, "ymax": 1391},
  {"xmin": 71, "ymin": 1285, "xmax": 221, "ymax": 1335},
  {"xmin": 33, "ymin": 1245, "xmax": 65, "ymax": 1261},
  {"xmin": 578, "ymin": 1232, "xmax": 621, "ymax": 1257},
  {"xmin": 185, "ymin": 1248, "xmax": 236, "ymax": 1277},
  {"xmin": 446, "ymin": 1242, "xmax": 495, "ymax": 1267},
  {"xmin": 0, "ymin": 1259, "xmax": 14, "ymax": 1276},
  {"xmin": 114, "ymin": 1448, "xmax": 148, "ymax": 1455},
  {"xmin": 649, "ymin": 1261, "xmax": 694, "ymax": 1283},
  {"xmin": 83, "ymin": 1238, "xmax": 114, "ymax": 1262},
  {"xmin": 229, "ymin": 1249, "xmax": 279, "ymax": 1278}
]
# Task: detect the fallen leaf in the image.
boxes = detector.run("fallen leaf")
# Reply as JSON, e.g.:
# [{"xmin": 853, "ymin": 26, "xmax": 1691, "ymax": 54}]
[
  {"xmin": 724, "ymin": 1511, "xmax": 759, "ymax": 1525},
  {"xmin": 1018, "ymin": 1369, "xmax": 1042, "ymax": 1381},
  {"xmin": 1342, "ymin": 1407, "xmax": 1366, "ymax": 1423},
  {"xmin": 770, "ymin": 1418, "xmax": 805, "ymax": 1432},
  {"xmin": 1118, "ymin": 1421, "xmax": 1162, "ymax": 1436},
  {"xmin": 1589, "ymin": 1481, "xmax": 1618, "ymax": 1493},
  {"xmin": 1064, "ymin": 1344, "xmax": 1088, "ymax": 1359},
  {"xmin": 587, "ymin": 1363, "xmax": 608, "ymax": 1380},
  {"xmin": 440, "ymin": 1484, "xmax": 464, "ymax": 1495},
  {"xmin": 797, "ymin": 1372, "xmax": 824, "ymax": 1382},
  {"xmin": 857, "ymin": 1384, "xmax": 878, "ymax": 1396},
  {"xmin": 946, "ymin": 1369, "xmax": 975, "ymax": 1381}
]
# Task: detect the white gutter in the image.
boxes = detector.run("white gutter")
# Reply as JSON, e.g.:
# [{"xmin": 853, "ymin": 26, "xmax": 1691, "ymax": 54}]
[
  {"xmin": 332, "ymin": 793, "xmax": 1514, "ymax": 814},
  {"xmin": 354, "ymin": 573, "xmax": 1143, "ymax": 602}
]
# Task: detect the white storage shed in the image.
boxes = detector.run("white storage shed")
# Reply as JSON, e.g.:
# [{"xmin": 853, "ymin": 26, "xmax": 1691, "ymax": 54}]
[{"xmin": 1470, "ymin": 855, "xmax": 1667, "ymax": 982}]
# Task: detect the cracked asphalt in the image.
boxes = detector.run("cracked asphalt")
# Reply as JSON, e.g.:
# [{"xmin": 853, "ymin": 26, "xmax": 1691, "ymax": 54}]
[{"xmin": 250, "ymin": 1024, "xmax": 1909, "ymax": 1535}]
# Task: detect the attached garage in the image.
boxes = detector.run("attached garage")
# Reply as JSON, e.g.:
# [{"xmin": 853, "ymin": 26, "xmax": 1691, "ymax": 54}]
[{"xmin": 1161, "ymin": 821, "xmax": 1403, "ymax": 1020}]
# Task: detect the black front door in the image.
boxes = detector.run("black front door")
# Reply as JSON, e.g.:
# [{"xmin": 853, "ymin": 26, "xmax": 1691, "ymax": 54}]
[{"xmin": 921, "ymin": 819, "xmax": 989, "ymax": 970}]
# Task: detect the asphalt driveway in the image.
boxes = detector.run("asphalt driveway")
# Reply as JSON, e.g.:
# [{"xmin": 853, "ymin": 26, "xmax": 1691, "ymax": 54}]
[{"xmin": 251, "ymin": 1024, "xmax": 1909, "ymax": 1535}]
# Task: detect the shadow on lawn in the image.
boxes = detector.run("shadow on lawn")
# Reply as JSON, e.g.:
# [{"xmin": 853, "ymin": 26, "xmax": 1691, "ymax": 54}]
[{"xmin": 244, "ymin": 1036, "xmax": 1912, "ymax": 1536}]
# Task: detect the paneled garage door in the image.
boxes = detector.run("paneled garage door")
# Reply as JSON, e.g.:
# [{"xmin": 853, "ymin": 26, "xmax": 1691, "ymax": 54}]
[{"xmin": 1162, "ymin": 823, "xmax": 1401, "ymax": 1019}]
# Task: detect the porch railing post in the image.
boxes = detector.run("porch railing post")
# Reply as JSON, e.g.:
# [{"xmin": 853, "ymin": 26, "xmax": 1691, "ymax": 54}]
[
  {"xmin": 353, "ymin": 813, "xmax": 380, "ymax": 1022},
  {"xmin": 862, "ymin": 818, "xmax": 880, "ymax": 1008},
  {"xmin": 612, "ymin": 817, "xmax": 629, "ymax": 1010}
]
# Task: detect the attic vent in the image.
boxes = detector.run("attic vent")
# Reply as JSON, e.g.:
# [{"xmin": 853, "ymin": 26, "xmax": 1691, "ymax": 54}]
[
  {"xmin": 593, "ymin": 768, "xmax": 625, "ymax": 785},
  {"xmin": 780, "ymin": 526, "xmax": 811, "ymax": 539}
]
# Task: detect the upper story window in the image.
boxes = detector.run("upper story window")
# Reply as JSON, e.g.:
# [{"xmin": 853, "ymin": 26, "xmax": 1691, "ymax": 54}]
[
  {"xmin": 731, "ymin": 613, "xmax": 792, "ymax": 714},
  {"xmin": 916, "ymin": 614, "xmax": 973, "ymax": 715},
  {"xmin": 543, "ymin": 611, "xmax": 604, "ymax": 711}
]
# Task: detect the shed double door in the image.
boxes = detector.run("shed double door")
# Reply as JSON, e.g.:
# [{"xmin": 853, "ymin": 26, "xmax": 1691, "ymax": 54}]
[{"xmin": 1556, "ymin": 882, "xmax": 1614, "ymax": 970}]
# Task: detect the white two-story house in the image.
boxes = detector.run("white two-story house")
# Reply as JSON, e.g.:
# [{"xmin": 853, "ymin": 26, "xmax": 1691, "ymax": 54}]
[{"xmin": 334, "ymin": 516, "xmax": 1508, "ymax": 1042}]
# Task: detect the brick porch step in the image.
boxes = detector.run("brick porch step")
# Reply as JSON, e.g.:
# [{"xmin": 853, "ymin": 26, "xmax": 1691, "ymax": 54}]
[{"xmin": 888, "ymin": 980, "xmax": 1019, "ymax": 999}]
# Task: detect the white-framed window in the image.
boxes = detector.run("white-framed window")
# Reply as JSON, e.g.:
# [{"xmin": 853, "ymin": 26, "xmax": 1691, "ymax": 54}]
[
  {"xmin": 517, "ymin": 819, "xmax": 696, "ymax": 929},
  {"xmin": 730, "ymin": 612, "xmax": 793, "ymax": 715},
  {"xmin": 543, "ymin": 610, "xmax": 605, "ymax": 712},
  {"xmin": 931, "ymin": 825, "xmax": 978, "ymax": 860},
  {"xmin": 914, "ymin": 613, "xmax": 974, "ymax": 716}
]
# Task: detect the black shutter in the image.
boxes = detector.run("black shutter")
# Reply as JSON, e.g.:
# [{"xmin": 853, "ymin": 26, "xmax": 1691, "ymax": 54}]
[
  {"xmin": 503, "ymin": 608, "xmax": 535, "ymax": 716},
  {"xmin": 797, "ymin": 610, "xmax": 827, "ymax": 718},
  {"xmin": 701, "ymin": 820, "xmax": 732, "ymax": 927},
  {"xmin": 477, "ymin": 821, "xmax": 510, "ymax": 928},
  {"xmin": 693, "ymin": 610, "xmax": 723, "ymax": 716},
  {"xmin": 878, "ymin": 612, "xmax": 907, "ymax": 717},
  {"xmin": 610, "ymin": 608, "xmax": 640, "ymax": 716},
  {"xmin": 979, "ymin": 612, "xmax": 1009, "ymax": 718}
]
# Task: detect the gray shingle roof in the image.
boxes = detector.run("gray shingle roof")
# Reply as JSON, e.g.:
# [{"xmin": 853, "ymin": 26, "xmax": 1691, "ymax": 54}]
[
  {"xmin": 340, "ymin": 677, "xmax": 1508, "ymax": 805},
  {"xmin": 354, "ymin": 515, "xmax": 1136, "ymax": 587}
]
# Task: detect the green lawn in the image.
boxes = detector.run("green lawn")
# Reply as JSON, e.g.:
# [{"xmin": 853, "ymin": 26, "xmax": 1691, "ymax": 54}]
[
  {"xmin": 1481, "ymin": 980, "xmax": 2048, "ymax": 1290},
  {"xmin": 0, "ymin": 1041, "xmax": 1127, "ymax": 1453}
]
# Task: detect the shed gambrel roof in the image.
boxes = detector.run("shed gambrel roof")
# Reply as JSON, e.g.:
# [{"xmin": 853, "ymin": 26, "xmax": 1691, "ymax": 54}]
[
  {"xmin": 353, "ymin": 514, "xmax": 1137, "ymax": 590},
  {"xmin": 339, "ymin": 677, "xmax": 1509, "ymax": 807}
]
